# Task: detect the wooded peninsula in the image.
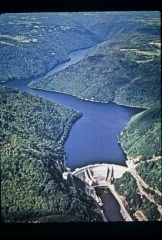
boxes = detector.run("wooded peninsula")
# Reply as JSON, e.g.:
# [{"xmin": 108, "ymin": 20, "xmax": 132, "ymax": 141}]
[{"xmin": 0, "ymin": 11, "xmax": 161, "ymax": 223}]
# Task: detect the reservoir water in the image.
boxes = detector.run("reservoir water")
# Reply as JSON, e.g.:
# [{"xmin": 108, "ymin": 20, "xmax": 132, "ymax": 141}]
[{"xmin": 1, "ymin": 48, "xmax": 144, "ymax": 171}]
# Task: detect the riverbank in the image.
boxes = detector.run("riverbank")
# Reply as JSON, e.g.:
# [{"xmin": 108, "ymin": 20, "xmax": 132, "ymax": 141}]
[{"xmin": 28, "ymin": 85, "xmax": 149, "ymax": 110}]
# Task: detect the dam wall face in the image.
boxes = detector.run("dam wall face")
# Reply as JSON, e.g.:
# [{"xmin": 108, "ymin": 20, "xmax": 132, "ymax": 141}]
[
  {"xmin": 70, "ymin": 163, "xmax": 132, "ymax": 221},
  {"xmin": 111, "ymin": 165, "xmax": 128, "ymax": 179},
  {"xmin": 71, "ymin": 163, "xmax": 132, "ymax": 221},
  {"xmin": 72, "ymin": 163, "xmax": 129, "ymax": 180}
]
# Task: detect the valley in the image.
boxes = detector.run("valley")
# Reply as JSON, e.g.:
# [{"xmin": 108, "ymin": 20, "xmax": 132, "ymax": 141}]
[{"xmin": 0, "ymin": 11, "xmax": 161, "ymax": 223}]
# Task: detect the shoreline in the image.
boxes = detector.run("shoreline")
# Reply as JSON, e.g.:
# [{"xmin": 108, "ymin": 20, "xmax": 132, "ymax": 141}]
[
  {"xmin": 28, "ymin": 85, "xmax": 149, "ymax": 110},
  {"xmin": 28, "ymin": 86, "xmax": 146, "ymax": 167},
  {"xmin": 0, "ymin": 47, "xmax": 92, "ymax": 84}
]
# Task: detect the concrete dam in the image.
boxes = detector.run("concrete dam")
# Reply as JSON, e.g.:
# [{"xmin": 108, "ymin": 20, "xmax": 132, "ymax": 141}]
[
  {"xmin": 63, "ymin": 163, "xmax": 132, "ymax": 221},
  {"xmin": 72, "ymin": 163, "xmax": 129, "ymax": 187}
]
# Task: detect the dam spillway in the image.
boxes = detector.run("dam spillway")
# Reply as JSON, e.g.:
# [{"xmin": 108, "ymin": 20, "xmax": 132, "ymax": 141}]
[
  {"xmin": 72, "ymin": 163, "xmax": 129, "ymax": 187},
  {"xmin": 69, "ymin": 163, "xmax": 132, "ymax": 221}
]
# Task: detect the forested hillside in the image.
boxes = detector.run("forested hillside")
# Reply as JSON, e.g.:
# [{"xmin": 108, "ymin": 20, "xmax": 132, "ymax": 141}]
[
  {"xmin": 69, "ymin": 11, "xmax": 160, "ymax": 40},
  {"xmin": 0, "ymin": 13, "xmax": 100, "ymax": 82},
  {"xmin": 114, "ymin": 106, "xmax": 161, "ymax": 221},
  {"xmin": 0, "ymin": 86, "xmax": 102, "ymax": 222},
  {"xmin": 0, "ymin": 12, "xmax": 160, "ymax": 83},
  {"xmin": 114, "ymin": 171, "xmax": 161, "ymax": 221},
  {"xmin": 136, "ymin": 159, "xmax": 162, "ymax": 195},
  {"xmin": 118, "ymin": 106, "xmax": 161, "ymax": 161},
  {"xmin": 29, "ymin": 34, "xmax": 161, "ymax": 108},
  {"xmin": 0, "ymin": 12, "xmax": 161, "ymax": 223}
]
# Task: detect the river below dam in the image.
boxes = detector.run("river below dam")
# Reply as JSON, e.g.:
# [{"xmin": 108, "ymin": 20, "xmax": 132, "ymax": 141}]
[
  {"xmin": 96, "ymin": 188, "xmax": 125, "ymax": 221},
  {"xmin": 0, "ymin": 47, "xmax": 144, "ymax": 171}
]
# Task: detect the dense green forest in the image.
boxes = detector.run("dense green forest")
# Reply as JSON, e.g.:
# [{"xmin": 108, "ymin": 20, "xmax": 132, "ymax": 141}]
[
  {"xmin": 114, "ymin": 172, "xmax": 161, "ymax": 221},
  {"xmin": 29, "ymin": 33, "xmax": 161, "ymax": 108},
  {"xmin": 28, "ymin": 12, "xmax": 161, "ymax": 222},
  {"xmin": 0, "ymin": 12, "xmax": 160, "ymax": 83},
  {"xmin": 0, "ymin": 13, "xmax": 101, "ymax": 82},
  {"xmin": 0, "ymin": 12, "xmax": 161, "ymax": 222},
  {"xmin": 116, "ymin": 107, "xmax": 161, "ymax": 221},
  {"xmin": 136, "ymin": 159, "xmax": 162, "ymax": 193},
  {"xmin": 118, "ymin": 106, "xmax": 161, "ymax": 161},
  {"xmin": 0, "ymin": 86, "xmax": 102, "ymax": 222}
]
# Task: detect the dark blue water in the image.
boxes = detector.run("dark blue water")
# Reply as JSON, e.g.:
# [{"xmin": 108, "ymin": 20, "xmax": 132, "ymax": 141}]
[{"xmin": 1, "ymin": 48, "xmax": 144, "ymax": 171}]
